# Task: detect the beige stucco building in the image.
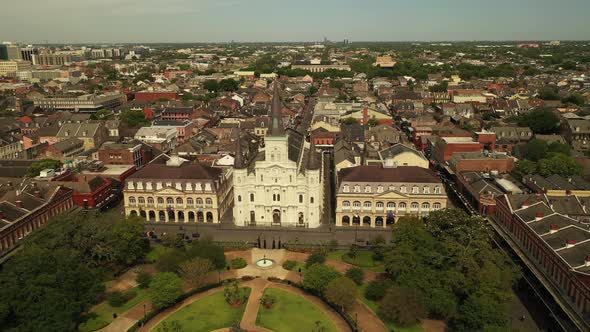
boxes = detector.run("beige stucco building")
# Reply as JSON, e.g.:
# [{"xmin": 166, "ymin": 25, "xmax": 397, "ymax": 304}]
[
  {"xmin": 124, "ymin": 156, "xmax": 232, "ymax": 224},
  {"xmin": 336, "ymin": 165, "xmax": 447, "ymax": 227}
]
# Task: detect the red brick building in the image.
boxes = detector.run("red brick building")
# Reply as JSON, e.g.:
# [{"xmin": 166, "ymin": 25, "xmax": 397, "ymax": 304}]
[
  {"xmin": 430, "ymin": 137, "xmax": 483, "ymax": 162},
  {"xmin": 495, "ymin": 194, "xmax": 590, "ymax": 329},
  {"xmin": 52, "ymin": 172, "xmax": 117, "ymax": 210},
  {"xmin": 134, "ymin": 91, "xmax": 178, "ymax": 102},
  {"xmin": 98, "ymin": 142, "xmax": 156, "ymax": 169},
  {"xmin": 0, "ymin": 182, "xmax": 74, "ymax": 256},
  {"xmin": 160, "ymin": 107, "xmax": 196, "ymax": 121}
]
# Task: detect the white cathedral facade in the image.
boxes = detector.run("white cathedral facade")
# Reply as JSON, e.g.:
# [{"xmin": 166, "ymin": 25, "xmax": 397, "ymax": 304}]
[{"xmin": 232, "ymin": 82, "xmax": 324, "ymax": 228}]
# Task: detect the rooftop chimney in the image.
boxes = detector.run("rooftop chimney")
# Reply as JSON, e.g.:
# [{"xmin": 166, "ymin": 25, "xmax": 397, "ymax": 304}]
[
  {"xmin": 549, "ymin": 224, "xmax": 559, "ymax": 234},
  {"xmin": 34, "ymin": 190, "xmax": 41, "ymax": 198},
  {"xmin": 15, "ymin": 200, "xmax": 23, "ymax": 208},
  {"xmin": 585, "ymin": 255, "xmax": 590, "ymax": 267},
  {"xmin": 535, "ymin": 212, "xmax": 544, "ymax": 221},
  {"xmin": 522, "ymin": 202, "xmax": 530, "ymax": 208},
  {"xmin": 0, "ymin": 211, "xmax": 4, "ymax": 220},
  {"xmin": 566, "ymin": 239, "xmax": 577, "ymax": 248}
]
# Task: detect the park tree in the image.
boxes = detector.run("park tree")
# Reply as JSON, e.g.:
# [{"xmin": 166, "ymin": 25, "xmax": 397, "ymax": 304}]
[
  {"xmin": 218, "ymin": 79, "xmax": 239, "ymax": 92},
  {"xmin": 518, "ymin": 139, "xmax": 548, "ymax": 161},
  {"xmin": 453, "ymin": 293, "xmax": 508, "ymax": 332},
  {"xmin": 305, "ymin": 252, "xmax": 326, "ymax": 268},
  {"xmin": 344, "ymin": 267, "xmax": 365, "ymax": 285},
  {"xmin": 156, "ymin": 248, "xmax": 187, "ymax": 273},
  {"xmin": 110, "ymin": 216, "xmax": 149, "ymax": 265},
  {"xmin": 539, "ymin": 86, "xmax": 559, "ymax": 100},
  {"xmin": 149, "ymin": 272, "xmax": 183, "ymax": 309},
  {"xmin": 203, "ymin": 80, "xmax": 219, "ymax": 92},
  {"xmin": 186, "ymin": 239, "xmax": 226, "ymax": 270},
  {"xmin": 0, "ymin": 246, "xmax": 104, "ymax": 331},
  {"xmin": 517, "ymin": 108, "xmax": 560, "ymax": 134},
  {"xmin": 179, "ymin": 257, "xmax": 213, "ymax": 289},
  {"xmin": 308, "ymin": 86, "xmax": 318, "ymax": 96},
  {"xmin": 136, "ymin": 269, "xmax": 152, "ymax": 289},
  {"xmin": 513, "ymin": 160, "xmax": 537, "ymax": 179},
  {"xmin": 303, "ymin": 264, "xmax": 341, "ymax": 294},
  {"xmin": 379, "ymin": 287, "xmax": 426, "ymax": 326},
  {"xmin": 324, "ymin": 277, "xmax": 357, "ymax": 312},
  {"xmin": 120, "ymin": 110, "xmax": 150, "ymax": 128},
  {"xmin": 27, "ymin": 159, "xmax": 62, "ymax": 177},
  {"xmin": 537, "ymin": 153, "xmax": 583, "ymax": 177}
]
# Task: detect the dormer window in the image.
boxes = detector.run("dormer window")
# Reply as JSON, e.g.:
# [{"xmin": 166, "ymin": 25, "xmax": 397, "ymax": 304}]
[
  {"xmin": 354, "ymin": 185, "xmax": 360, "ymax": 193},
  {"xmin": 377, "ymin": 185, "xmax": 383, "ymax": 193},
  {"xmin": 365, "ymin": 186, "xmax": 371, "ymax": 193},
  {"xmin": 434, "ymin": 186, "xmax": 442, "ymax": 194},
  {"xmin": 412, "ymin": 186, "xmax": 419, "ymax": 194},
  {"xmin": 343, "ymin": 185, "xmax": 349, "ymax": 193},
  {"xmin": 400, "ymin": 185, "xmax": 407, "ymax": 193}
]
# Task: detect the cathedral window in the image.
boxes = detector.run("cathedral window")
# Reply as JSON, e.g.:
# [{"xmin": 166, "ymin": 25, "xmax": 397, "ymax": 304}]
[
  {"xmin": 299, "ymin": 195, "xmax": 303, "ymax": 203},
  {"xmin": 250, "ymin": 193, "xmax": 255, "ymax": 202},
  {"xmin": 310, "ymin": 197, "xmax": 314, "ymax": 204},
  {"xmin": 238, "ymin": 195, "xmax": 242, "ymax": 202}
]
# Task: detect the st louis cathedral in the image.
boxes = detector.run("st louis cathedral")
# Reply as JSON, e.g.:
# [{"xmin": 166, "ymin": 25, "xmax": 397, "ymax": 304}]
[{"xmin": 232, "ymin": 81, "xmax": 324, "ymax": 228}]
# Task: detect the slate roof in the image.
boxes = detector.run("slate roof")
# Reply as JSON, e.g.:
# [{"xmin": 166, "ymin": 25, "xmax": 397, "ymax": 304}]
[{"xmin": 339, "ymin": 166, "xmax": 441, "ymax": 183}]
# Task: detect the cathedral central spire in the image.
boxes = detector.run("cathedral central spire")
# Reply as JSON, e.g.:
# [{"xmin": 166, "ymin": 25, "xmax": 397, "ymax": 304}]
[{"xmin": 268, "ymin": 79, "xmax": 285, "ymax": 137}]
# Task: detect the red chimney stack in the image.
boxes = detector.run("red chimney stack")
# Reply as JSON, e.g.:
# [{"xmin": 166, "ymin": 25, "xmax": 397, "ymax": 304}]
[{"xmin": 15, "ymin": 200, "xmax": 23, "ymax": 208}]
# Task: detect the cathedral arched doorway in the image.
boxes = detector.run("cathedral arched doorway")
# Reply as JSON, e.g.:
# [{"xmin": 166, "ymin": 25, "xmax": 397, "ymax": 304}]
[
  {"xmin": 342, "ymin": 216, "xmax": 350, "ymax": 226},
  {"xmin": 375, "ymin": 216, "xmax": 384, "ymax": 227},
  {"xmin": 272, "ymin": 209, "xmax": 281, "ymax": 225},
  {"xmin": 386, "ymin": 213, "xmax": 395, "ymax": 226}
]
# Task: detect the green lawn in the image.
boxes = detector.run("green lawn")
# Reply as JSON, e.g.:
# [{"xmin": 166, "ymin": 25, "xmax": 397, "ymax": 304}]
[
  {"xmin": 357, "ymin": 284, "xmax": 424, "ymax": 332},
  {"xmin": 79, "ymin": 287, "xmax": 149, "ymax": 332},
  {"xmin": 256, "ymin": 288, "xmax": 338, "ymax": 332},
  {"xmin": 154, "ymin": 288, "xmax": 251, "ymax": 332},
  {"xmin": 327, "ymin": 250, "xmax": 385, "ymax": 272},
  {"xmin": 145, "ymin": 244, "xmax": 173, "ymax": 263}
]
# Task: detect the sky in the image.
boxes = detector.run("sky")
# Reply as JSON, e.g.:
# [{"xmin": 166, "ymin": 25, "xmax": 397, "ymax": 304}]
[{"xmin": 1, "ymin": 0, "xmax": 589, "ymax": 43}]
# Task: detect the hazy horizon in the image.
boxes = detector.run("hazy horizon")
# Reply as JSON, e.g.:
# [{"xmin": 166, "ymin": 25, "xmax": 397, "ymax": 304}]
[{"xmin": 1, "ymin": 0, "xmax": 589, "ymax": 44}]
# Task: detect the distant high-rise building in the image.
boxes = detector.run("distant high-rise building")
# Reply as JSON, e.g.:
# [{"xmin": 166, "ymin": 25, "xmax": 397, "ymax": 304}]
[
  {"xmin": 32, "ymin": 53, "xmax": 77, "ymax": 66},
  {"xmin": 5, "ymin": 45, "xmax": 21, "ymax": 60},
  {"xmin": 0, "ymin": 45, "xmax": 8, "ymax": 60},
  {"xmin": 20, "ymin": 47, "xmax": 39, "ymax": 62}
]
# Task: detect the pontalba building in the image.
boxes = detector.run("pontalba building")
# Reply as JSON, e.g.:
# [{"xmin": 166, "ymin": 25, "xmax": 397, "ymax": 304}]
[
  {"xmin": 233, "ymin": 82, "xmax": 324, "ymax": 228},
  {"xmin": 124, "ymin": 156, "xmax": 232, "ymax": 224},
  {"xmin": 336, "ymin": 165, "xmax": 447, "ymax": 227}
]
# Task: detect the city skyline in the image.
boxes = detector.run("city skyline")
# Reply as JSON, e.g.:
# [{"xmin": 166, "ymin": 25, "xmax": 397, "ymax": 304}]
[{"xmin": 1, "ymin": 0, "xmax": 589, "ymax": 43}]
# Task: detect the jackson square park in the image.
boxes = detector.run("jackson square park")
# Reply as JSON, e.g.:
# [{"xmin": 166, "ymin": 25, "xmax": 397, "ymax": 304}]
[{"xmin": 0, "ymin": 206, "xmax": 522, "ymax": 332}]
